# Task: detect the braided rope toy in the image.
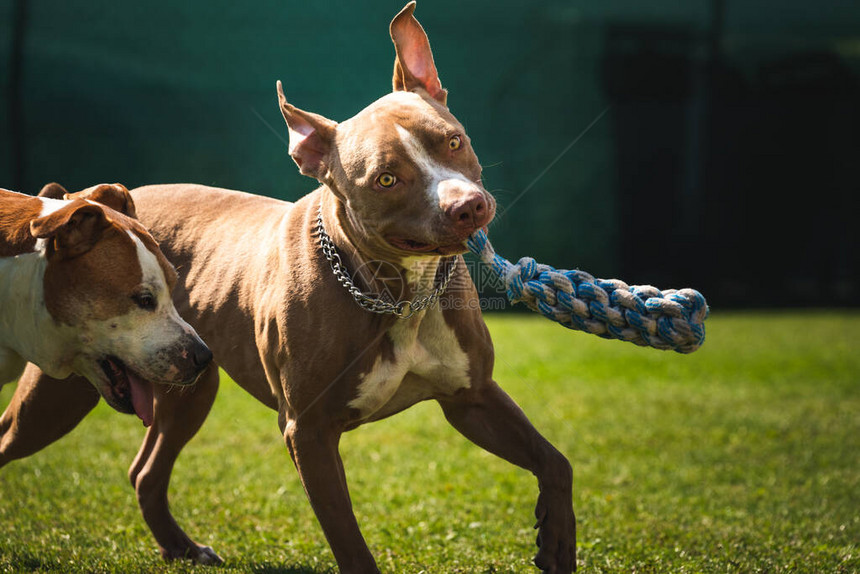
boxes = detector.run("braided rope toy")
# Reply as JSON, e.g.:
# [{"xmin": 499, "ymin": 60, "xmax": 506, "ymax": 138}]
[{"xmin": 466, "ymin": 229, "xmax": 709, "ymax": 354}]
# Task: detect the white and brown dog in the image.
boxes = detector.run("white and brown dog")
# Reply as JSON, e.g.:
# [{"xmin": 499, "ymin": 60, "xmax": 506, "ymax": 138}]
[
  {"xmin": 0, "ymin": 183, "xmax": 211, "ymax": 427},
  {"xmin": 0, "ymin": 4, "xmax": 576, "ymax": 572}
]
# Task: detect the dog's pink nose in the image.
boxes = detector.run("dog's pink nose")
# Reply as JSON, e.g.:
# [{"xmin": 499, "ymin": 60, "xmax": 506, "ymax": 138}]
[{"xmin": 447, "ymin": 193, "xmax": 491, "ymax": 234}]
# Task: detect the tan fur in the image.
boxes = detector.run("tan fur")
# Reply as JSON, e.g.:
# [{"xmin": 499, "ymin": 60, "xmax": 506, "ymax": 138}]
[
  {"xmin": 0, "ymin": 190, "xmax": 43, "ymax": 256},
  {"xmin": 41, "ymin": 225, "xmax": 141, "ymax": 323},
  {"xmin": 1, "ymin": 188, "xmax": 177, "ymax": 325},
  {"xmin": 65, "ymin": 182, "xmax": 138, "ymax": 218},
  {"xmin": 0, "ymin": 185, "xmax": 210, "ymax": 418},
  {"xmin": 0, "ymin": 4, "xmax": 576, "ymax": 572}
]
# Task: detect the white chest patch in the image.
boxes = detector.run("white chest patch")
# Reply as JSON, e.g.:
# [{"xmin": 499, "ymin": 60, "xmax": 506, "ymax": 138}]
[{"xmin": 348, "ymin": 307, "xmax": 471, "ymax": 417}]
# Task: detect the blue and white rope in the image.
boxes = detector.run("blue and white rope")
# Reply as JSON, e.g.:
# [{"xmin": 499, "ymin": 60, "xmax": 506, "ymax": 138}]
[{"xmin": 466, "ymin": 229, "xmax": 709, "ymax": 353}]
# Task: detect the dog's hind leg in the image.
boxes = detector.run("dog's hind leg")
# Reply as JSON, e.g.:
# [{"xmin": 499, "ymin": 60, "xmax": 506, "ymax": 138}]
[
  {"xmin": 439, "ymin": 382, "xmax": 577, "ymax": 574},
  {"xmin": 0, "ymin": 364, "xmax": 98, "ymax": 468},
  {"xmin": 130, "ymin": 362, "xmax": 222, "ymax": 565}
]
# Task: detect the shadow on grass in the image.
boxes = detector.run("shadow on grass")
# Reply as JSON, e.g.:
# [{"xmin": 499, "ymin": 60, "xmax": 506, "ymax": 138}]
[
  {"xmin": 0, "ymin": 550, "xmax": 54, "ymax": 572},
  {"xmin": 249, "ymin": 563, "xmax": 332, "ymax": 574},
  {"xmin": 0, "ymin": 550, "xmax": 332, "ymax": 574}
]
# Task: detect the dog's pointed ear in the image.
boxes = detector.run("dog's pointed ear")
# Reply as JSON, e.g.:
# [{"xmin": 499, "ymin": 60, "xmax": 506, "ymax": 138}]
[
  {"xmin": 63, "ymin": 183, "xmax": 137, "ymax": 218},
  {"xmin": 30, "ymin": 200, "xmax": 113, "ymax": 259},
  {"xmin": 390, "ymin": 2, "xmax": 447, "ymax": 105},
  {"xmin": 277, "ymin": 80, "xmax": 338, "ymax": 181}
]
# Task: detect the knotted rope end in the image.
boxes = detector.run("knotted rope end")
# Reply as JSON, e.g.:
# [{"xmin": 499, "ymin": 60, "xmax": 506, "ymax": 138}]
[{"xmin": 466, "ymin": 230, "xmax": 709, "ymax": 353}]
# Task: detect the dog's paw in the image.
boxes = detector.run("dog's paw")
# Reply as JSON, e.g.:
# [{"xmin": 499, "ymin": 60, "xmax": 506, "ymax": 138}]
[
  {"xmin": 161, "ymin": 543, "xmax": 224, "ymax": 565},
  {"xmin": 194, "ymin": 545, "xmax": 224, "ymax": 565},
  {"xmin": 532, "ymin": 493, "xmax": 576, "ymax": 573},
  {"xmin": 534, "ymin": 532, "xmax": 576, "ymax": 573}
]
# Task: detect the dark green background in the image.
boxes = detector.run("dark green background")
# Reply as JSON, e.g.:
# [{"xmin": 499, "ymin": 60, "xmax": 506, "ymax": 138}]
[{"xmin": 3, "ymin": 1, "xmax": 859, "ymax": 306}]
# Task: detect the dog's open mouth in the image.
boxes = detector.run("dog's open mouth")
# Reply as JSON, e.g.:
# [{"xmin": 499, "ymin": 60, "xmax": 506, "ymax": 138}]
[
  {"xmin": 99, "ymin": 356, "xmax": 154, "ymax": 427},
  {"xmin": 387, "ymin": 236, "xmax": 466, "ymax": 255}
]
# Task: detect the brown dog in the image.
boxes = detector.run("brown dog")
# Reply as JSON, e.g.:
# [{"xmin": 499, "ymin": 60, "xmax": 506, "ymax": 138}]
[
  {"xmin": 0, "ymin": 4, "xmax": 576, "ymax": 572},
  {"xmin": 0, "ymin": 183, "xmax": 211, "ymax": 426}
]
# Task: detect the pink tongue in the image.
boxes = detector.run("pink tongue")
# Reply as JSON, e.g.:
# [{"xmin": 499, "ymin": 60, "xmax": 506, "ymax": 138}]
[{"xmin": 127, "ymin": 372, "xmax": 154, "ymax": 427}]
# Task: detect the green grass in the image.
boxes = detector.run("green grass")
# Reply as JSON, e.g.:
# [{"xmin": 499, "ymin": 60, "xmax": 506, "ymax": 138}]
[{"xmin": 1, "ymin": 311, "xmax": 858, "ymax": 573}]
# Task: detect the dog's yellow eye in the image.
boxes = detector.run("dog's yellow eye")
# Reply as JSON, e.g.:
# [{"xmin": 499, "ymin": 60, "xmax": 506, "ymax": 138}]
[
  {"xmin": 377, "ymin": 173, "xmax": 397, "ymax": 188},
  {"xmin": 449, "ymin": 135, "xmax": 462, "ymax": 151}
]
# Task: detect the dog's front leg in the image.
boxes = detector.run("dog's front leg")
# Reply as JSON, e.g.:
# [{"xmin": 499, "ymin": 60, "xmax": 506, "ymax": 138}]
[
  {"xmin": 130, "ymin": 364, "xmax": 222, "ymax": 565},
  {"xmin": 0, "ymin": 364, "xmax": 99, "ymax": 467},
  {"xmin": 283, "ymin": 417, "xmax": 379, "ymax": 574},
  {"xmin": 439, "ymin": 382, "xmax": 576, "ymax": 573}
]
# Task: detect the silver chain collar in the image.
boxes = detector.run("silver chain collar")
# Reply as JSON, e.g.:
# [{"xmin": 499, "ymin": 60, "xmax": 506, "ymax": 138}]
[{"xmin": 315, "ymin": 205, "xmax": 457, "ymax": 319}]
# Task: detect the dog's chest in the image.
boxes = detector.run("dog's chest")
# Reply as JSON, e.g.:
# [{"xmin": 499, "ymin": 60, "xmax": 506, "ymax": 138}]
[{"xmin": 348, "ymin": 307, "xmax": 470, "ymax": 419}]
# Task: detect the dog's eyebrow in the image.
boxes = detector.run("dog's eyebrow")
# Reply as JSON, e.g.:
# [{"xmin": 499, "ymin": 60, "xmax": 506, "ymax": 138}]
[
  {"xmin": 373, "ymin": 152, "xmax": 407, "ymax": 172},
  {"xmin": 394, "ymin": 123, "xmax": 470, "ymax": 184}
]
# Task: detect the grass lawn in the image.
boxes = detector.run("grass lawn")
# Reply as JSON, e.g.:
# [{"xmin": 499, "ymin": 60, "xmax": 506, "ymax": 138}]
[{"xmin": 0, "ymin": 311, "xmax": 858, "ymax": 573}]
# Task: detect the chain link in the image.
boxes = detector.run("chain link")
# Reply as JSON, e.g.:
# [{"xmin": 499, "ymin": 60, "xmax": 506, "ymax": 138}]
[{"xmin": 316, "ymin": 205, "xmax": 457, "ymax": 319}]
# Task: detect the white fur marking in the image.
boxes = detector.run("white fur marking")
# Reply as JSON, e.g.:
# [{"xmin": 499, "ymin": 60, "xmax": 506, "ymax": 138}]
[
  {"xmin": 348, "ymin": 308, "xmax": 471, "ymax": 417},
  {"xmin": 75, "ymin": 232, "xmax": 198, "ymax": 385},
  {"xmin": 128, "ymin": 231, "xmax": 166, "ymax": 294},
  {"xmin": 37, "ymin": 196, "xmax": 69, "ymax": 217},
  {"xmin": 0, "ymin": 250, "xmax": 57, "ymax": 380},
  {"xmin": 126, "ymin": 230, "xmax": 192, "ymax": 335},
  {"xmin": 394, "ymin": 123, "xmax": 473, "ymax": 203},
  {"xmin": 32, "ymin": 197, "xmax": 73, "ymax": 251}
]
